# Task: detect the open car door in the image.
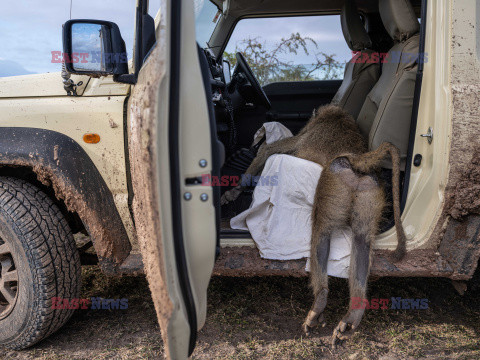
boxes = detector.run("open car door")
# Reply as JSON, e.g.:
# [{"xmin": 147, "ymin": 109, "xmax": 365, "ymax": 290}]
[{"xmin": 128, "ymin": 0, "xmax": 220, "ymax": 358}]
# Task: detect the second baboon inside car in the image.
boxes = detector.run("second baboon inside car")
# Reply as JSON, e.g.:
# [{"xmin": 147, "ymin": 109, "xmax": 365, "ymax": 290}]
[{"xmin": 221, "ymin": 105, "xmax": 407, "ymax": 345}]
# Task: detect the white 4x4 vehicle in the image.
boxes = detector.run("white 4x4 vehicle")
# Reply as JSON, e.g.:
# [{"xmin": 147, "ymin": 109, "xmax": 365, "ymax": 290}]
[{"xmin": 0, "ymin": 0, "xmax": 479, "ymax": 358}]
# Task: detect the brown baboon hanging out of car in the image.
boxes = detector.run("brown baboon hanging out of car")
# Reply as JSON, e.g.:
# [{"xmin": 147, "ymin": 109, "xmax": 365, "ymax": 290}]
[{"xmin": 221, "ymin": 105, "xmax": 407, "ymax": 345}]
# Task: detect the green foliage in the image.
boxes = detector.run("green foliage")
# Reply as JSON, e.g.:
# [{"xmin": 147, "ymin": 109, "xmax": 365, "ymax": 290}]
[{"xmin": 224, "ymin": 33, "xmax": 344, "ymax": 85}]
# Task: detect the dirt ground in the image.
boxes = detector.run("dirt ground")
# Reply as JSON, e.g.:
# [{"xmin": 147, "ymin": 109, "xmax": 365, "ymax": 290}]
[{"xmin": 1, "ymin": 266, "xmax": 480, "ymax": 359}]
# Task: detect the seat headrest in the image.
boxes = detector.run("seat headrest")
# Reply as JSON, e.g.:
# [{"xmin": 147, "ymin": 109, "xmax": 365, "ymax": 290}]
[
  {"xmin": 341, "ymin": 0, "xmax": 372, "ymax": 51},
  {"xmin": 379, "ymin": 0, "xmax": 420, "ymax": 42}
]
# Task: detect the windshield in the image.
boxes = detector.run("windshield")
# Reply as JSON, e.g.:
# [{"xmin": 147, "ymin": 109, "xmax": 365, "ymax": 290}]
[{"xmin": 195, "ymin": 0, "xmax": 220, "ymax": 48}]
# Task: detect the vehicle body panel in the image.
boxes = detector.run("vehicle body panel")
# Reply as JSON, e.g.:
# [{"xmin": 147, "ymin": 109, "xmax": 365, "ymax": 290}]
[
  {"xmin": 0, "ymin": 72, "xmax": 90, "ymax": 98},
  {"xmin": 0, "ymin": 127, "xmax": 131, "ymax": 272},
  {"xmin": 128, "ymin": 0, "xmax": 216, "ymax": 357},
  {"xmin": 427, "ymin": 0, "xmax": 480, "ymax": 279},
  {"xmin": 0, "ymin": 73, "xmax": 137, "ymax": 256}
]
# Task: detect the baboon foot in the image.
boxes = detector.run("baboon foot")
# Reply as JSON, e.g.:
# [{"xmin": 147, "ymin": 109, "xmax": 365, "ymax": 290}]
[
  {"xmin": 220, "ymin": 186, "xmax": 242, "ymax": 205},
  {"xmin": 331, "ymin": 310, "xmax": 364, "ymax": 348},
  {"xmin": 302, "ymin": 311, "xmax": 326, "ymax": 336},
  {"xmin": 302, "ymin": 288, "xmax": 329, "ymax": 336}
]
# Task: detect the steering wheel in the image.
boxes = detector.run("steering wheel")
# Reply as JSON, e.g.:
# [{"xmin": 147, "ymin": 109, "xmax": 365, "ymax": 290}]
[{"xmin": 234, "ymin": 52, "xmax": 271, "ymax": 109}]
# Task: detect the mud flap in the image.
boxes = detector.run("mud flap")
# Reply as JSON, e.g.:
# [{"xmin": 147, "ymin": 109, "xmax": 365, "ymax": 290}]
[{"xmin": 128, "ymin": 0, "xmax": 217, "ymax": 358}]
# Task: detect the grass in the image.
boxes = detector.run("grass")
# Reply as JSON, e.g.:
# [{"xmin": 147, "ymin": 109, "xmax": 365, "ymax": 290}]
[{"xmin": 1, "ymin": 267, "xmax": 479, "ymax": 359}]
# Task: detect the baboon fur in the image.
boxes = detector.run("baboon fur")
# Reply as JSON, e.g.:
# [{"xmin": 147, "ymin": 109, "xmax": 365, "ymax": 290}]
[{"xmin": 221, "ymin": 104, "xmax": 407, "ymax": 346}]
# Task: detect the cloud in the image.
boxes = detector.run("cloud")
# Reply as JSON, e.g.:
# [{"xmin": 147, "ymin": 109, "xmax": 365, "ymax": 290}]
[
  {"xmin": 0, "ymin": 0, "xmax": 137, "ymax": 74},
  {"xmin": 0, "ymin": 60, "xmax": 34, "ymax": 77},
  {"xmin": 72, "ymin": 25, "xmax": 103, "ymax": 53}
]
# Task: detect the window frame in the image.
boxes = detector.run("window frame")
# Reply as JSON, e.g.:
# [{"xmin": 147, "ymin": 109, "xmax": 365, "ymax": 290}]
[
  {"xmin": 219, "ymin": 12, "xmax": 350, "ymax": 85},
  {"xmin": 211, "ymin": 11, "xmax": 343, "ymax": 61}
]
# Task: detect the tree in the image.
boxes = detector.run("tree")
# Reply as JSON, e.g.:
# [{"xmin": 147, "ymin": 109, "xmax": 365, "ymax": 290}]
[{"xmin": 224, "ymin": 33, "xmax": 344, "ymax": 85}]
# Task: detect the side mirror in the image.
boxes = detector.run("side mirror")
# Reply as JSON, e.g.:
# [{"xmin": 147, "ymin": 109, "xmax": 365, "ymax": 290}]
[{"xmin": 63, "ymin": 20, "xmax": 128, "ymax": 76}]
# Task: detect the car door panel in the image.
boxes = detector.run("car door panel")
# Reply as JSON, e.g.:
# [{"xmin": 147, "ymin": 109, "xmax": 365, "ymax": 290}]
[{"xmin": 128, "ymin": 0, "xmax": 217, "ymax": 358}]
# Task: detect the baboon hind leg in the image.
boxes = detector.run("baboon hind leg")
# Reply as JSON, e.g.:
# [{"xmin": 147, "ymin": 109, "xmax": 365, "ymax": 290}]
[
  {"xmin": 221, "ymin": 136, "xmax": 298, "ymax": 205},
  {"xmin": 303, "ymin": 158, "xmax": 355, "ymax": 336},
  {"xmin": 331, "ymin": 175, "xmax": 384, "ymax": 348},
  {"xmin": 303, "ymin": 228, "xmax": 332, "ymax": 335}
]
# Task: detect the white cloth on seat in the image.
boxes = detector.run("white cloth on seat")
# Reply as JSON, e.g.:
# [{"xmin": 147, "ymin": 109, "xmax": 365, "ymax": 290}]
[
  {"xmin": 304, "ymin": 227, "xmax": 353, "ymax": 278},
  {"xmin": 230, "ymin": 153, "xmax": 353, "ymax": 278},
  {"xmin": 252, "ymin": 122, "xmax": 293, "ymax": 146}
]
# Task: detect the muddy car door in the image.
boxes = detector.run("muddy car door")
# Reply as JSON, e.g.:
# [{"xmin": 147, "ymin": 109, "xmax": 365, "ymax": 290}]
[{"xmin": 128, "ymin": 0, "xmax": 220, "ymax": 358}]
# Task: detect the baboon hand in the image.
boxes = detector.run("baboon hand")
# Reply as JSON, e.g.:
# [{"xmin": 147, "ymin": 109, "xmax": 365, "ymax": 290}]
[
  {"xmin": 302, "ymin": 311, "xmax": 326, "ymax": 336},
  {"xmin": 331, "ymin": 309, "xmax": 364, "ymax": 348},
  {"xmin": 220, "ymin": 186, "xmax": 243, "ymax": 205}
]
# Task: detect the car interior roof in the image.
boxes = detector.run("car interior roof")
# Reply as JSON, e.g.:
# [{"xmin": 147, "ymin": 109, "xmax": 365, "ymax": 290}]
[
  {"xmin": 210, "ymin": 0, "xmax": 422, "ymax": 17},
  {"xmin": 207, "ymin": 0, "xmax": 421, "ymax": 58}
]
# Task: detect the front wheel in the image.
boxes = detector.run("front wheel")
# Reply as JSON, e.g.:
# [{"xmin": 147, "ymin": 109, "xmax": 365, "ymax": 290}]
[{"xmin": 0, "ymin": 177, "xmax": 81, "ymax": 349}]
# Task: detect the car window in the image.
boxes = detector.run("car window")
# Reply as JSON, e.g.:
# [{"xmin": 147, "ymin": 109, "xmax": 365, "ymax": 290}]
[
  {"xmin": 148, "ymin": 0, "xmax": 162, "ymax": 18},
  {"xmin": 224, "ymin": 15, "xmax": 351, "ymax": 86},
  {"xmin": 195, "ymin": 0, "xmax": 221, "ymax": 48}
]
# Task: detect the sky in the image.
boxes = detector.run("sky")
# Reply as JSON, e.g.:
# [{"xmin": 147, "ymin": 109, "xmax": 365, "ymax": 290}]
[
  {"xmin": 195, "ymin": 3, "xmax": 352, "ymax": 81},
  {"xmin": 195, "ymin": 1, "xmax": 352, "ymax": 67},
  {"xmin": 71, "ymin": 23, "xmax": 106, "ymax": 71},
  {"xmin": 224, "ymin": 16, "xmax": 351, "ymax": 68},
  {"xmin": 0, "ymin": 0, "xmax": 142, "ymax": 76},
  {"xmin": 0, "ymin": 0, "xmax": 351, "ymax": 77}
]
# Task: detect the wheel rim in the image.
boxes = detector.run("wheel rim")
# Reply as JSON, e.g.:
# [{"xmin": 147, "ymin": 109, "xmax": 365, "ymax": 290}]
[{"xmin": 0, "ymin": 240, "xmax": 18, "ymax": 320}]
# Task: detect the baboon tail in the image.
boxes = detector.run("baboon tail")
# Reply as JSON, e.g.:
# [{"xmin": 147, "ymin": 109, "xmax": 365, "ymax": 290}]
[
  {"xmin": 349, "ymin": 142, "xmax": 407, "ymax": 261},
  {"xmin": 385, "ymin": 144, "xmax": 407, "ymax": 261}
]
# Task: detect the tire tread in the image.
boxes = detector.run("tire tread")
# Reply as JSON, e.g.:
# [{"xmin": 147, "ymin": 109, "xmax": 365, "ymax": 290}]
[{"xmin": 0, "ymin": 177, "xmax": 81, "ymax": 349}]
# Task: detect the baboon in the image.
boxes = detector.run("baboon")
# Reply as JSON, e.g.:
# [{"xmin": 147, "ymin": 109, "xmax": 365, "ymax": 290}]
[{"xmin": 221, "ymin": 104, "xmax": 407, "ymax": 346}]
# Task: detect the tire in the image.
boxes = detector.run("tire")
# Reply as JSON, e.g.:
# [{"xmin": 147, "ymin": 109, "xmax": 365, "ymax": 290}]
[{"xmin": 0, "ymin": 177, "xmax": 81, "ymax": 349}]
